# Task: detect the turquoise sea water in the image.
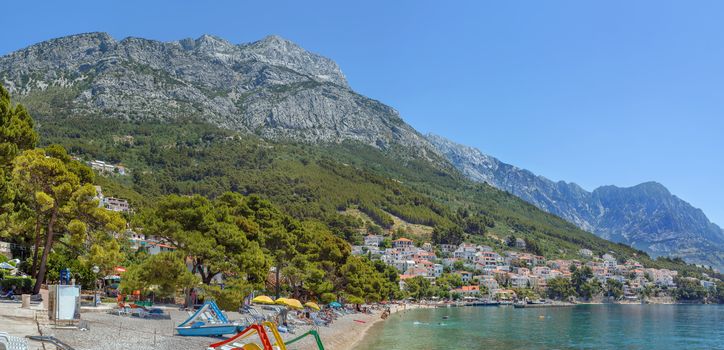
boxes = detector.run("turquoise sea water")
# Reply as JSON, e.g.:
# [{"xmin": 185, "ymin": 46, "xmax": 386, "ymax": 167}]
[{"xmin": 353, "ymin": 305, "xmax": 723, "ymax": 350}]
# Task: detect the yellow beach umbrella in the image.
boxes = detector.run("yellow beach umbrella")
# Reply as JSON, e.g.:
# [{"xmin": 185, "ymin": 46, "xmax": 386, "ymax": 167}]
[
  {"xmin": 252, "ymin": 295, "xmax": 275, "ymax": 305},
  {"xmin": 304, "ymin": 301, "xmax": 321, "ymax": 311},
  {"xmin": 275, "ymin": 297, "xmax": 304, "ymax": 310}
]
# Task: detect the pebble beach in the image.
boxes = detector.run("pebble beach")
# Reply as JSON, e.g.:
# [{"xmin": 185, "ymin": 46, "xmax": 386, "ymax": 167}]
[{"xmin": 29, "ymin": 305, "xmax": 416, "ymax": 350}]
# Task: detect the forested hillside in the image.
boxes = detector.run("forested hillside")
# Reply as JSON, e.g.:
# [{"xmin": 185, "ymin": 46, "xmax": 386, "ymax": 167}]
[{"xmin": 33, "ymin": 114, "xmax": 714, "ymax": 277}]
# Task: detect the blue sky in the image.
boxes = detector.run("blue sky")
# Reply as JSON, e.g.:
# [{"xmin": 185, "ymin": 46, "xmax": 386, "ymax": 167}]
[{"xmin": 3, "ymin": 1, "xmax": 723, "ymax": 224}]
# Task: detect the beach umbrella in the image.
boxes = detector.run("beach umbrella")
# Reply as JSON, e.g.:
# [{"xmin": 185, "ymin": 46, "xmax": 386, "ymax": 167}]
[
  {"xmin": 252, "ymin": 295, "xmax": 276, "ymax": 305},
  {"xmin": 0, "ymin": 262, "xmax": 15, "ymax": 270},
  {"xmin": 329, "ymin": 301, "xmax": 342, "ymax": 308},
  {"xmin": 276, "ymin": 297, "xmax": 303, "ymax": 310},
  {"xmin": 304, "ymin": 301, "xmax": 321, "ymax": 311}
]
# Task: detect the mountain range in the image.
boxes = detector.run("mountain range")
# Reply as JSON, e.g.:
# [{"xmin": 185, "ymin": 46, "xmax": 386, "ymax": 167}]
[
  {"xmin": 0, "ymin": 32, "xmax": 721, "ymax": 270},
  {"xmin": 426, "ymin": 134, "xmax": 724, "ymax": 269}
]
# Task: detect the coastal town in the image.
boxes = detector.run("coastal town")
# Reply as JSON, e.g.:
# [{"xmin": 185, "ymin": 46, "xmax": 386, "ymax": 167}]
[{"xmin": 351, "ymin": 235, "xmax": 720, "ymax": 303}]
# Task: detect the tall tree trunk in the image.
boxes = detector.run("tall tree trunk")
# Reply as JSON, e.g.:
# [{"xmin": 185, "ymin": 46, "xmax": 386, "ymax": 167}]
[
  {"xmin": 275, "ymin": 264, "xmax": 281, "ymax": 299},
  {"xmin": 197, "ymin": 261, "xmax": 214, "ymax": 285},
  {"xmin": 32, "ymin": 207, "xmax": 57, "ymax": 295},
  {"xmin": 202, "ymin": 272, "xmax": 213, "ymax": 285},
  {"xmin": 30, "ymin": 213, "xmax": 42, "ymax": 278}
]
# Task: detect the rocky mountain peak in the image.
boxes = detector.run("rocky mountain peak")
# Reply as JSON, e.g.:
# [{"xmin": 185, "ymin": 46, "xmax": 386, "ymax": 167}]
[
  {"xmin": 53, "ymin": 32, "xmax": 115, "ymax": 46},
  {"xmin": 190, "ymin": 34, "xmax": 235, "ymax": 52},
  {"xmin": 257, "ymin": 34, "xmax": 294, "ymax": 46},
  {"xmin": 242, "ymin": 35, "xmax": 348, "ymax": 87},
  {"xmin": 633, "ymin": 181, "xmax": 671, "ymax": 195},
  {"xmin": 0, "ymin": 32, "xmax": 430, "ymax": 158}
]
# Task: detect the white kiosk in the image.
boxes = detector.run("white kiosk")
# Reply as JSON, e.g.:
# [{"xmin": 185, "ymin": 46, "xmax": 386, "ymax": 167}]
[{"xmin": 48, "ymin": 285, "xmax": 81, "ymax": 325}]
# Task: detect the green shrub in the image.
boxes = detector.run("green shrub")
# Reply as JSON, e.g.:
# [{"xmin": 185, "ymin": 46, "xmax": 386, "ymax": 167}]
[
  {"xmin": 0, "ymin": 277, "xmax": 35, "ymax": 293},
  {"xmin": 320, "ymin": 293, "xmax": 337, "ymax": 304}
]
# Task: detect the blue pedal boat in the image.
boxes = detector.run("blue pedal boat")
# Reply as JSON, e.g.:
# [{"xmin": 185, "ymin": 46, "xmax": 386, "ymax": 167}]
[{"xmin": 176, "ymin": 301, "xmax": 240, "ymax": 336}]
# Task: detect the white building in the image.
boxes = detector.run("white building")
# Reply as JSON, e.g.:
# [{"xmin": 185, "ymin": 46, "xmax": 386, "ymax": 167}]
[
  {"xmin": 515, "ymin": 238, "xmax": 526, "ymax": 249},
  {"xmin": 480, "ymin": 276, "xmax": 499, "ymax": 293},
  {"xmin": 392, "ymin": 238, "xmax": 414, "ymax": 249},
  {"xmin": 701, "ymin": 280, "xmax": 716, "ymax": 289},
  {"xmin": 0, "ymin": 241, "xmax": 11, "ymax": 258},
  {"xmin": 532, "ymin": 266, "xmax": 551, "ymax": 277},
  {"xmin": 364, "ymin": 235, "xmax": 383, "ymax": 247},
  {"xmin": 145, "ymin": 242, "xmax": 175, "ymax": 255},
  {"xmin": 602, "ymin": 254, "xmax": 617, "ymax": 269},
  {"xmin": 89, "ymin": 160, "xmax": 127, "ymax": 175},
  {"xmin": 103, "ymin": 197, "xmax": 131, "ymax": 212},
  {"xmin": 511, "ymin": 274, "xmax": 530, "ymax": 288},
  {"xmin": 440, "ymin": 244, "xmax": 458, "ymax": 253},
  {"xmin": 456, "ymin": 271, "xmax": 473, "ymax": 283},
  {"xmin": 433, "ymin": 264, "xmax": 443, "ymax": 278}
]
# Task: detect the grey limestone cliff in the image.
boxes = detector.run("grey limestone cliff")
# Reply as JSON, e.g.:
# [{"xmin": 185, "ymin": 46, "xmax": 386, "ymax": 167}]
[{"xmin": 0, "ymin": 32, "xmax": 432, "ymax": 155}]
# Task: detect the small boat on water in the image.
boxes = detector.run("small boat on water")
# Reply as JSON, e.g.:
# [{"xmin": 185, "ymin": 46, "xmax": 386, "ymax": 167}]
[
  {"xmin": 467, "ymin": 300, "xmax": 500, "ymax": 307},
  {"xmin": 514, "ymin": 301, "xmax": 575, "ymax": 309},
  {"xmin": 442, "ymin": 315, "xmax": 449, "ymax": 319}
]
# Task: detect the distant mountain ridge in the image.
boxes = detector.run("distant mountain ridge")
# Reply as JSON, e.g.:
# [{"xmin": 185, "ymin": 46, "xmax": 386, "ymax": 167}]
[
  {"xmin": 0, "ymin": 32, "xmax": 434, "ymax": 157},
  {"xmin": 427, "ymin": 134, "xmax": 724, "ymax": 270}
]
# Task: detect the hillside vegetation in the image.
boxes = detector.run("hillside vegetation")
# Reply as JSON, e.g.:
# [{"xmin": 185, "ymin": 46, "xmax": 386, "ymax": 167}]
[{"xmin": 33, "ymin": 114, "xmax": 715, "ymax": 278}]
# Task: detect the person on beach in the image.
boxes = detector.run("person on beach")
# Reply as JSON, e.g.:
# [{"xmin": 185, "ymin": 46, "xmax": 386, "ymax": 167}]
[{"xmin": 1, "ymin": 285, "xmax": 16, "ymax": 300}]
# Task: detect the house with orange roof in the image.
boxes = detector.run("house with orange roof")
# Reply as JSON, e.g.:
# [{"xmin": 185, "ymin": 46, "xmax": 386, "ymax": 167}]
[
  {"xmin": 451, "ymin": 285, "xmax": 481, "ymax": 296},
  {"xmin": 404, "ymin": 266, "xmax": 429, "ymax": 277},
  {"xmin": 398, "ymin": 274, "xmax": 416, "ymax": 290},
  {"xmin": 392, "ymin": 237, "xmax": 414, "ymax": 249},
  {"xmin": 146, "ymin": 241, "xmax": 175, "ymax": 255}
]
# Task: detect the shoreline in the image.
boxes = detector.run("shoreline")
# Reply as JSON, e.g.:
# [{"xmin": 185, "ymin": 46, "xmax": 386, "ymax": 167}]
[
  {"xmin": 345, "ymin": 304, "xmax": 435, "ymax": 350},
  {"xmin": 344, "ymin": 311, "xmax": 388, "ymax": 350}
]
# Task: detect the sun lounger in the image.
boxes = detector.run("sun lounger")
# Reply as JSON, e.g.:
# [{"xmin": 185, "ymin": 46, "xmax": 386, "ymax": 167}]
[
  {"xmin": 245, "ymin": 307, "xmax": 268, "ymax": 322},
  {"xmin": 311, "ymin": 315, "xmax": 329, "ymax": 327},
  {"xmin": 286, "ymin": 313, "xmax": 312, "ymax": 327},
  {"xmin": 0, "ymin": 332, "xmax": 28, "ymax": 350},
  {"xmin": 143, "ymin": 308, "xmax": 171, "ymax": 320}
]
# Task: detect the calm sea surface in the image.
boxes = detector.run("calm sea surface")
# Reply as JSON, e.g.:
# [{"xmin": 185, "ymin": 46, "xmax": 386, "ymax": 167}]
[{"xmin": 353, "ymin": 304, "xmax": 723, "ymax": 350}]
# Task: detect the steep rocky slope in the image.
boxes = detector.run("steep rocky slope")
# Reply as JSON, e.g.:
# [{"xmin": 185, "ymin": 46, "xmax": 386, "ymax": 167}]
[
  {"xmin": 0, "ymin": 32, "xmax": 432, "ymax": 154},
  {"xmin": 427, "ymin": 134, "xmax": 724, "ymax": 269}
]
